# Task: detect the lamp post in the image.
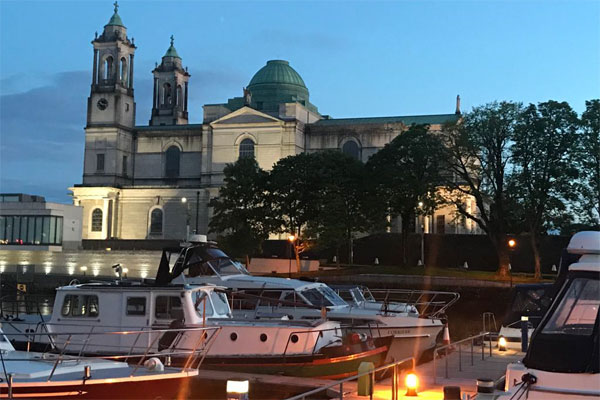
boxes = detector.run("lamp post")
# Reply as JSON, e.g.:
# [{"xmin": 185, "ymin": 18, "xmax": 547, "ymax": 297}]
[
  {"xmin": 181, "ymin": 197, "xmax": 190, "ymax": 240},
  {"xmin": 287, "ymin": 234, "xmax": 296, "ymax": 277},
  {"xmin": 418, "ymin": 202, "xmax": 425, "ymax": 266},
  {"xmin": 508, "ymin": 238, "xmax": 517, "ymax": 287}
]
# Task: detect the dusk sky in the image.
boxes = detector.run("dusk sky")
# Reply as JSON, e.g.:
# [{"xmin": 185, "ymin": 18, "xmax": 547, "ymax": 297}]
[{"xmin": 0, "ymin": 0, "xmax": 598, "ymax": 203}]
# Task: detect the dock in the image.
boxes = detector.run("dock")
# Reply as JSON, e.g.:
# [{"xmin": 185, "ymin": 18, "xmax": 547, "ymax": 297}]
[{"xmin": 282, "ymin": 342, "xmax": 525, "ymax": 399}]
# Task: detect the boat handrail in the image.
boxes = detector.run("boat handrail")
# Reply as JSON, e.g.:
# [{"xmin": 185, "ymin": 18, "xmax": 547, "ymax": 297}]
[
  {"xmin": 1, "ymin": 326, "xmax": 222, "ymax": 379},
  {"xmin": 280, "ymin": 326, "xmax": 343, "ymax": 358},
  {"xmin": 362, "ymin": 288, "xmax": 460, "ymax": 318}
]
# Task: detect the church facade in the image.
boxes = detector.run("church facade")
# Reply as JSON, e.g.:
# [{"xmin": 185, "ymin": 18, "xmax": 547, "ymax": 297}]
[{"xmin": 70, "ymin": 4, "xmax": 478, "ymax": 241}]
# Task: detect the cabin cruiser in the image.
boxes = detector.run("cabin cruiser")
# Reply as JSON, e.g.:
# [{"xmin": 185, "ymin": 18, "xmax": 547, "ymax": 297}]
[
  {"xmin": 2, "ymin": 282, "xmax": 388, "ymax": 379},
  {"xmin": 0, "ymin": 326, "xmax": 204, "ymax": 399},
  {"xmin": 165, "ymin": 235, "xmax": 454, "ymax": 363},
  {"xmin": 496, "ymin": 231, "xmax": 600, "ymax": 399}
]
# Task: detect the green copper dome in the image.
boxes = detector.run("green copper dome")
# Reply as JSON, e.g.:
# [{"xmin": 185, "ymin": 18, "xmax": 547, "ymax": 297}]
[
  {"xmin": 106, "ymin": 2, "xmax": 125, "ymax": 27},
  {"xmin": 248, "ymin": 60, "xmax": 307, "ymax": 88},
  {"xmin": 245, "ymin": 60, "xmax": 315, "ymax": 113},
  {"xmin": 163, "ymin": 36, "xmax": 181, "ymax": 59}
]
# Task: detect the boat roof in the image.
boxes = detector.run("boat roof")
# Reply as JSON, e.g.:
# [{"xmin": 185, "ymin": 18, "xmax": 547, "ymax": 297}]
[
  {"xmin": 567, "ymin": 231, "xmax": 600, "ymax": 255},
  {"xmin": 57, "ymin": 282, "xmax": 225, "ymax": 292},
  {"xmin": 221, "ymin": 275, "xmax": 323, "ymax": 290}
]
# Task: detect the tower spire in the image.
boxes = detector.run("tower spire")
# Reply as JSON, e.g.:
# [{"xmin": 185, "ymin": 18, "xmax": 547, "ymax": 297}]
[{"xmin": 455, "ymin": 94, "xmax": 461, "ymax": 114}]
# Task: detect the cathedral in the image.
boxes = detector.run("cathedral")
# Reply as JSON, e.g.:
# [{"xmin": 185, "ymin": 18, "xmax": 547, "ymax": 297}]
[{"xmin": 70, "ymin": 4, "xmax": 477, "ymax": 241}]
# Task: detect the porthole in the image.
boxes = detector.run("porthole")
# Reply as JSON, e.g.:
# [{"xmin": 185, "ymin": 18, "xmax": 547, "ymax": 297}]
[
  {"xmin": 230, "ymin": 332, "xmax": 238, "ymax": 341},
  {"xmin": 291, "ymin": 334, "xmax": 299, "ymax": 343},
  {"xmin": 260, "ymin": 333, "xmax": 268, "ymax": 342}
]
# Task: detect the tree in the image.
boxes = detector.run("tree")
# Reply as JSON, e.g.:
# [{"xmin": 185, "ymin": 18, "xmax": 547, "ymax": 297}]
[
  {"xmin": 306, "ymin": 151, "xmax": 369, "ymax": 265},
  {"xmin": 441, "ymin": 102, "xmax": 523, "ymax": 277},
  {"xmin": 267, "ymin": 153, "xmax": 323, "ymax": 270},
  {"xmin": 366, "ymin": 124, "xmax": 445, "ymax": 265},
  {"xmin": 578, "ymin": 99, "xmax": 600, "ymax": 228},
  {"xmin": 208, "ymin": 158, "xmax": 270, "ymax": 263},
  {"xmin": 511, "ymin": 101, "xmax": 580, "ymax": 279}
]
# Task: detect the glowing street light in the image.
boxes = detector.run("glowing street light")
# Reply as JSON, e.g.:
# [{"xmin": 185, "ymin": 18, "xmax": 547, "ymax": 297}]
[
  {"xmin": 498, "ymin": 336, "xmax": 507, "ymax": 351},
  {"xmin": 288, "ymin": 234, "xmax": 296, "ymax": 277},
  {"xmin": 508, "ymin": 238, "xmax": 516, "ymax": 249}
]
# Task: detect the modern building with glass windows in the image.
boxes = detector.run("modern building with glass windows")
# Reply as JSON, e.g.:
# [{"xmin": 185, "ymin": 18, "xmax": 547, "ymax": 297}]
[
  {"xmin": 70, "ymin": 4, "xmax": 476, "ymax": 242},
  {"xmin": 0, "ymin": 194, "xmax": 83, "ymax": 251}
]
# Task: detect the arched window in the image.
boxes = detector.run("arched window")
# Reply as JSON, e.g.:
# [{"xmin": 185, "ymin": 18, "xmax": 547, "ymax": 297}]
[
  {"xmin": 149, "ymin": 208, "xmax": 163, "ymax": 234},
  {"xmin": 176, "ymin": 85, "xmax": 182, "ymax": 107},
  {"xmin": 91, "ymin": 208, "xmax": 103, "ymax": 232},
  {"xmin": 163, "ymin": 83, "xmax": 172, "ymax": 105},
  {"xmin": 104, "ymin": 56, "xmax": 113, "ymax": 80},
  {"xmin": 165, "ymin": 146, "xmax": 180, "ymax": 178},
  {"xmin": 239, "ymin": 138, "xmax": 255, "ymax": 159},
  {"xmin": 119, "ymin": 57, "xmax": 127, "ymax": 84},
  {"xmin": 342, "ymin": 140, "xmax": 360, "ymax": 160}
]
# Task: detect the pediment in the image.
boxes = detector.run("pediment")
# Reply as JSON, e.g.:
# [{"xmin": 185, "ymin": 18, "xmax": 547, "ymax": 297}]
[{"xmin": 211, "ymin": 106, "xmax": 281, "ymax": 126}]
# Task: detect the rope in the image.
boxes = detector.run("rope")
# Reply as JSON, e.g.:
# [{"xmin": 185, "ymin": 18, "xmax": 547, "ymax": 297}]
[{"xmin": 508, "ymin": 373, "xmax": 537, "ymax": 400}]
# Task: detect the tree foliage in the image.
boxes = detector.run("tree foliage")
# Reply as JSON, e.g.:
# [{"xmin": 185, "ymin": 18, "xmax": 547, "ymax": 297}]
[
  {"xmin": 510, "ymin": 101, "xmax": 580, "ymax": 279},
  {"xmin": 208, "ymin": 157, "xmax": 270, "ymax": 261},
  {"xmin": 367, "ymin": 124, "xmax": 445, "ymax": 265},
  {"xmin": 578, "ymin": 99, "xmax": 600, "ymax": 228},
  {"xmin": 441, "ymin": 101, "xmax": 523, "ymax": 277}
]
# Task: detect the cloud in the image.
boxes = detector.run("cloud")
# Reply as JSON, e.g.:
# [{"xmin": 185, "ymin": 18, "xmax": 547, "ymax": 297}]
[
  {"xmin": 0, "ymin": 71, "xmax": 88, "ymax": 202},
  {"xmin": 0, "ymin": 66, "xmax": 247, "ymax": 202}
]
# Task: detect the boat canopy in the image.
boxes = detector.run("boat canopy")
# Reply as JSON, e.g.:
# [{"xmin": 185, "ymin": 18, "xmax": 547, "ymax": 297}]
[{"xmin": 523, "ymin": 269, "xmax": 599, "ymax": 373}]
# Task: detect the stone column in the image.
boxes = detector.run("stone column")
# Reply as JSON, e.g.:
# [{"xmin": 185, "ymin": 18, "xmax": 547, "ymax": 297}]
[
  {"xmin": 129, "ymin": 54, "xmax": 134, "ymax": 89},
  {"xmin": 184, "ymin": 81, "xmax": 189, "ymax": 111},
  {"xmin": 92, "ymin": 49, "xmax": 98, "ymax": 85}
]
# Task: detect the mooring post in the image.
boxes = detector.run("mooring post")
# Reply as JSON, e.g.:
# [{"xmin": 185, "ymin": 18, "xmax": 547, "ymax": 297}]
[
  {"xmin": 471, "ymin": 338, "xmax": 474, "ymax": 366},
  {"xmin": 339, "ymin": 382, "xmax": 343, "ymax": 400}
]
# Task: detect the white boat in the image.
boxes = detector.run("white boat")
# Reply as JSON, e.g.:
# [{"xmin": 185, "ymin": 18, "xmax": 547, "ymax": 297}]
[
  {"xmin": 2, "ymin": 282, "xmax": 389, "ymax": 379},
  {"xmin": 0, "ymin": 326, "xmax": 205, "ymax": 399},
  {"xmin": 496, "ymin": 231, "xmax": 600, "ymax": 400},
  {"xmin": 165, "ymin": 235, "xmax": 454, "ymax": 363}
]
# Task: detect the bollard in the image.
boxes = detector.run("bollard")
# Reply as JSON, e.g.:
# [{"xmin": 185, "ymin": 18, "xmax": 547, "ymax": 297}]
[
  {"xmin": 443, "ymin": 386, "xmax": 461, "ymax": 400},
  {"xmin": 476, "ymin": 378, "xmax": 495, "ymax": 399},
  {"xmin": 357, "ymin": 362, "xmax": 374, "ymax": 396},
  {"xmin": 521, "ymin": 316, "xmax": 529, "ymax": 352}
]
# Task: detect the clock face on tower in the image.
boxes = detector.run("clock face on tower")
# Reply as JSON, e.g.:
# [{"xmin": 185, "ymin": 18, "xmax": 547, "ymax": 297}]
[{"xmin": 97, "ymin": 98, "xmax": 109, "ymax": 110}]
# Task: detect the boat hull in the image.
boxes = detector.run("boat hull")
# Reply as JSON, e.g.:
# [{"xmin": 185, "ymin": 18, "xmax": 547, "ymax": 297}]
[
  {"xmin": 0, "ymin": 372, "xmax": 198, "ymax": 399},
  {"xmin": 199, "ymin": 343, "xmax": 389, "ymax": 379}
]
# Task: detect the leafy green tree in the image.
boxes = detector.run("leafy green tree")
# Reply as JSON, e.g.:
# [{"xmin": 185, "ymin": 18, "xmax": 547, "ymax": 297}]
[
  {"xmin": 441, "ymin": 102, "xmax": 523, "ymax": 277},
  {"xmin": 578, "ymin": 99, "xmax": 600, "ymax": 228},
  {"xmin": 208, "ymin": 158, "xmax": 270, "ymax": 263},
  {"xmin": 511, "ymin": 101, "xmax": 580, "ymax": 279},
  {"xmin": 366, "ymin": 124, "xmax": 445, "ymax": 265},
  {"xmin": 306, "ymin": 151, "xmax": 369, "ymax": 265},
  {"xmin": 267, "ymin": 153, "xmax": 323, "ymax": 269}
]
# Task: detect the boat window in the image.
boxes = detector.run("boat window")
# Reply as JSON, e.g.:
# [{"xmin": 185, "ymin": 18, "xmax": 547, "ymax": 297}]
[
  {"xmin": 61, "ymin": 295, "xmax": 99, "ymax": 318},
  {"xmin": 318, "ymin": 286, "xmax": 348, "ymax": 307},
  {"xmin": 126, "ymin": 297, "xmax": 146, "ymax": 316},
  {"xmin": 350, "ymin": 287, "xmax": 367, "ymax": 303},
  {"xmin": 542, "ymin": 278, "xmax": 600, "ymax": 336},
  {"xmin": 361, "ymin": 287, "xmax": 376, "ymax": 302},
  {"xmin": 194, "ymin": 291, "xmax": 214, "ymax": 318},
  {"xmin": 211, "ymin": 291, "xmax": 231, "ymax": 316},
  {"xmin": 337, "ymin": 289, "xmax": 356, "ymax": 303},
  {"xmin": 155, "ymin": 296, "xmax": 183, "ymax": 320},
  {"xmin": 206, "ymin": 258, "xmax": 249, "ymax": 276},
  {"xmin": 301, "ymin": 288, "xmax": 334, "ymax": 307}
]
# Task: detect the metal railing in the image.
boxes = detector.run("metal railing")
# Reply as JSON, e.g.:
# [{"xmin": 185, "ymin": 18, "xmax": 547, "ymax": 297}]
[
  {"xmin": 285, "ymin": 356, "xmax": 415, "ymax": 400},
  {"xmin": 364, "ymin": 288, "xmax": 460, "ymax": 318},
  {"xmin": 433, "ymin": 331, "xmax": 498, "ymax": 384}
]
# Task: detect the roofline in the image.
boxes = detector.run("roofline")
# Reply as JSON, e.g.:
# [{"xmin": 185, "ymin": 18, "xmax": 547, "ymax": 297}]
[{"xmin": 315, "ymin": 113, "xmax": 460, "ymax": 123}]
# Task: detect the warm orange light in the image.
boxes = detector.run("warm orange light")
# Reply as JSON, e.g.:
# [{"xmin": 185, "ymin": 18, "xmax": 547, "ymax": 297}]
[
  {"xmin": 405, "ymin": 372, "xmax": 418, "ymax": 396},
  {"xmin": 499, "ymin": 336, "xmax": 507, "ymax": 351},
  {"xmin": 288, "ymin": 234, "xmax": 296, "ymax": 242},
  {"xmin": 508, "ymin": 239, "xmax": 516, "ymax": 248}
]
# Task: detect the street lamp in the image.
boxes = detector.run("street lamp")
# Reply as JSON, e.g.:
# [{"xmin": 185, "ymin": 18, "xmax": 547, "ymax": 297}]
[
  {"xmin": 288, "ymin": 234, "xmax": 296, "ymax": 277},
  {"xmin": 508, "ymin": 238, "xmax": 517, "ymax": 286},
  {"xmin": 181, "ymin": 197, "xmax": 190, "ymax": 240},
  {"xmin": 418, "ymin": 202, "xmax": 425, "ymax": 266}
]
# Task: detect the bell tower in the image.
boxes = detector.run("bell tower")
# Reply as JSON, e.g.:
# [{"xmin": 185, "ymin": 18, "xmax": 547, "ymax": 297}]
[
  {"xmin": 87, "ymin": 1, "xmax": 136, "ymax": 128},
  {"xmin": 150, "ymin": 36, "xmax": 190, "ymax": 126},
  {"xmin": 82, "ymin": 2, "xmax": 135, "ymax": 187}
]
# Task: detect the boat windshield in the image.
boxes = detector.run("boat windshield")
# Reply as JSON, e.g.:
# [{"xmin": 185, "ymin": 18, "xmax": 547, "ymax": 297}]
[
  {"xmin": 351, "ymin": 287, "xmax": 367, "ymax": 303},
  {"xmin": 542, "ymin": 278, "xmax": 599, "ymax": 336},
  {"xmin": 205, "ymin": 258, "xmax": 249, "ymax": 276},
  {"xmin": 211, "ymin": 291, "xmax": 231, "ymax": 316},
  {"xmin": 361, "ymin": 287, "xmax": 376, "ymax": 302},
  {"xmin": 301, "ymin": 286, "xmax": 347, "ymax": 307}
]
